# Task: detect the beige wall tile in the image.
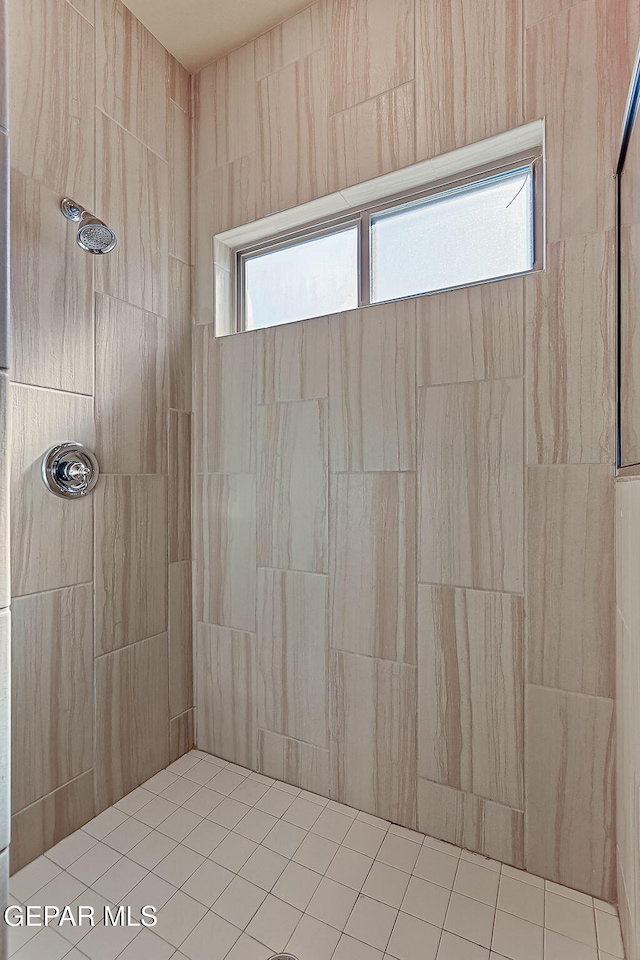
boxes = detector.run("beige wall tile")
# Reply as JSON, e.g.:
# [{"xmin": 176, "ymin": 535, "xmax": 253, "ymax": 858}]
[
  {"xmin": 257, "ymin": 316, "xmax": 328, "ymax": 404},
  {"xmin": 10, "ymin": 770, "xmax": 94, "ymax": 874},
  {"xmin": 0, "ymin": 133, "xmax": 7, "ymax": 370},
  {"xmin": 258, "ymin": 729, "xmax": 330, "ymax": 796},
  {"xmin": 10, "ymin": 172, "xmax": 94, "ymax": 394},
  {"xmin": 95, "ymin": 475, "xmax": 168, "ymax": 655},
  {"xmin": 168, "ymin": 100, "xmax": 190, "ymax": 263},
  {"xmin": 415, "ymin": 0, "xmax": 522, "ymax": 160},
  {"xmin": 257, "ymin": 568, "xmax": 328, "ymax": 749},
  {"xmin": 195, "ymin": 473, "xmax": 256, "ymax": 633},
  {"xmin": 256, "ymin": 0, "xmax": 326, "ymax": 80},
  {"xmin": 169, "ymin": 257, "xmax": 192, "ymax": 413},
  {"xmin": 95, "ymin": 634, "xmax": 170, "ymax": 810},
  {"xmin": 524, "ymin": 0, "xmax": 581, "ymax": 28},
  {"xmin": 619, "ymin": 223, "xmax": 640, "ymax": 465},
  {"xmin": 417, "ymin": 277, "xmax": 524, "ymax": 387},
  {"xmin": 257, "ymin": 400, "xmax": 328, "ymax": 573},
  {"xmin": 10, "ymin": 384, "xmax": 94, "ymax": 597},
  {"xmin": 0, "ymin": 374, "xmax": 7, "ymax": 611},
  {"xmin": 95, "ymin": 294, "xmax": 168, "ymax": 474},
  {"xmin": 12, "ymin": 585, "xmax": 93, "ymax": 811},
  {"xmin": 330, "ymin": 651, "xmax": 417, "ymax": 826},
  {"xmin": 0, "ymin": 0, "xmax": 6, "ymax": 133},
  {"xmin": 418, "ymin": 585, "xmax": 524, "ymax": 809},
  {"xmin": 257, "ymin": 52, "xmax": 328, "ymax": 218},
  {"xmin": 527, "ymin": 233, "xmax": 615, "ymax": 464},
  {"xmin": 525, "ymin": 0, "xmax": 626, "ymax": 242},
  {"xmin": 169, "ymin": 411, "xmax": 191, "ymax": 563},
  {"xmin": 95, "ymin": 112, "xmax": 169, "ymax": 318},
  {"xmin": 193, "ymin": 170, "xmax": 214, "ymax": 326},
  {"xmin": 528, "ymin": 465, "xmax": 615, "ymax": 699},
  {"xmin": 211, "ymin": 155, "xmax": 256, "ymax": 235},
  {"xmin": 525, "ymin": 684, "xmax": 615, "ymax": 900},
  {"xmin": 330, "ymin": 472, "xmax": 416, "ymax": 664},
  {"xmin": 194, "ymin": 325, "xmax": 255, "ymax": 473},
  {"xmin": 169, "ymin": 560, "xmax": 193, "ymax": 719},
  {"xmin": 96, "ymin": 0, "xmax": 167, "ymax": 158},
  {"xmin": 0, "ymin": 609, "xmax": 9, "ymax": 851},
  {"xmin": 328, "ymin": 82, "xmax": 415, "ymax": 192},
  {"xmin": 168, "ymin": 56, "xmax": 191, "ymax": 114},
  {"xmin": 170, "ymin": 708, "xmax": 195, "ymax": 762},
  {"xmin": 196, "ymin": 622, "xmax": 256, "ymax": 768},
  {"xmin": 328, "ymin": 0, "xmax": 414, "ymax": 114},
  {"xmin": 194, "ymin": 43, "xmax": 256, "ymax": 177},
  {"xmin": 418, "ymin": 378, "xmax": 524, "ymax": 592},
  {"xmin": 8, "ymin": 0, "xmax": 94, "ymax": 205},
  {"xmin": 417, "ymin": 779, "xmax": 524, "ymax": 868},
  {"xmin": 329, "ymin": 301, "xmax": 416, "ymax": 472}
]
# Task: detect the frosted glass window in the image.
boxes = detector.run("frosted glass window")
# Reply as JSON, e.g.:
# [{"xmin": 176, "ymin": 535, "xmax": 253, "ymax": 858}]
[
  {"xmin": 244, "ymin": 226, "xmax": 359, "ymax": 330},
  {"xmin": 370, "ymin": 167, "xmax": 534, "ymax": 303}
]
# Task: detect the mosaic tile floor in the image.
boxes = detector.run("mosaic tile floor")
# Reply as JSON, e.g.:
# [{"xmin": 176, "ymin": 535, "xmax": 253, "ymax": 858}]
[{"xmin": 7, "ymin": 750, "xmax": 625, "ymax": 960}]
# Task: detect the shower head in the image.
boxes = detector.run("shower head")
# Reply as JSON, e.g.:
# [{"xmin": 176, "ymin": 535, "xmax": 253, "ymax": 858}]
[{"xmin": 60, "ymin": 198, "xmax": 117, "ymax": 255}]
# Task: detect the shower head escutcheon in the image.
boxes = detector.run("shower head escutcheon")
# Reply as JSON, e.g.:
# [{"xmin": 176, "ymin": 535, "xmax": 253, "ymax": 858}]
[{"xmin": 60, "ymin": 198, "xmax": 118, "ymax": 254}]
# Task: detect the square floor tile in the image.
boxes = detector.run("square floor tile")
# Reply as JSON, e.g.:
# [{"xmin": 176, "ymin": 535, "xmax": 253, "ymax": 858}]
[
  {"xmin": 306, "ymin": 877, "xmax": 359, "ymax": 930},
  {"xmin": 286, "ymin": 914, "xmax": 342, "ymax": 960},
  {"xmin": 154, "ymin": 890, "xmax": 208, "ymax": 949},
  {"xmin": 545, "ymin": 892, "xmax": 596, "ymax": 947},
  {"xmin": 413, "ymin": 847, "xmax": 458, "ymax": 889},
  {"xmin": 362, "ymin": 861, "xmax": 411, "ymax": 908},
  {"xmin": 207, "ymin": 797, "xmax": 252, "ymax": 829},
  {"xmin": 128, "ymin": 831, "xmax": 178, "ymax": 870},
  {"xmin": 333, "ymin": 932, "xmax": 384, "ymax": 960},
  {"xmin": 492, "ymin": 910, "xmax": 544, "ymax": 960},
  {"xmin": 497, "ymin": 876, "xmax": 544, "ymax": 926},
  {"xmin": 180, "ymin": 910, "xmax": 242, "ymax": 960},
  {"xmin": 543, "ymin": 929, "xmax": 597, "ymax": 960},
  {"xmin": 246, "ymin": 894, "xmax": 303, "ymax": 952},
  {"xmin": 283, "ymin": 797, "xmax": 324, "ymax": 830},
  {"xmin": 460, "ymin": 851, "xmax": 500, "ymax": 872},
  {"xmin": 388, "ymin": 825, "xmax": 423, "ymax": 844},
  {"xmin": 595, "ymin": 909, "xmax": 624, "ymax": 957},
  {"xmin": 142, "ymin": 771, "xmax": 180, "ymax": 795},
  {"xmin": 46, "ymin": 831, "xmax": 97, "ymax": 870},
  {"xmin": 445, "ymin": 892, "xmax": 495, "ymax": 948},
  {"xmin": 126, "ymin": 872, "xmax": 177, "ymax": 921},
  {"xmin": 167, "ymin": 755, "xmax": 200, "ymax": 776},
  {"xmin": 239, "ymin": 846, "xmax": 289, "ymax": 891},
  {"xmin": 235, "ymin": 808, "xmax": 279, "ymax": 843},
  {"xmin": 103, "ymin": 818, "xmax": 152, "ymax": 855},
  {"xmin": 207, "ymin": 770, "xmax": 247, "ymax": 797},
  {"xmin": 160, "ymin": 778, "xmax": 202, "ymax": 805},
  {"xmin": 210, "ymin": 832, "xmax": 258, "ymax": 872},
  {"xmin": 66, "ymin": 842, "xmax": 122, "ymax": 887},
  {"xmin": 293, "ymin": 833, "xmax": 339, "ymax": 873},
  {"xmin": 182, "ymin": 858, "xmax": 234, "ymax": 908},
  {"xmin": 401, "ymin": 875, "xmax": 450, "ymax": 927},
  {"xmin": 255, "ymin": 786, "xmax": 297, "ymax": 818},
  {"xmin": 545, "ymin": 879, "xmax": 592, "ymax": 905},
  {"xmin": 75, "ymin": 919, "xmax": 141, "ymax": 960},
  {"xmin": 263, "ymin": 820, "xmax": 306, "ymax": 858},
  {"xmin": 117, "ymin": 928, "xmax": 175, "ymax": 960},
  {"xmin": 183, "ymin": 760, "xmax": 223, "ymax": 785},
  {"xmin": 311, "ymin": 809, "xmax": 353, "ymax": 844},
  {"xmin": 272, "ymin": 861, "xmax": 322, "ymax": 910},
  {"xmin": 230, "ymin": 779, "xmax": 271, "ymax": 807},
  {"xmin": 28, "ymin": 870, "xmax": 86, "ymax": 910},
  {"xmin": 326, "ymin": 846, "xmax": 373, "ymax": 891},
  {"xmin": 82, "ymin": 808, "xmax": 129, "ymax": 841},
  {"xmin": 501, "ymin": 865, "xmax": 544, "ymax": 889},
  {"xmin": 157, "ymin": 808, "xmax": 203, "ymax": 842},
  {"xmin": 134, "ymin": 797, "xmax": 179, "ymax": 829},
  {"xmin": 182, "ymin": 818, "xmax": 229, "ymax": 857},
  {"xmin": 386, "ymin": 911, "xmax": 440, "ymax": 960},
  {"xmin": 437, "ymin": 930, "xmax": 490, "ymax": 960},
  {"xmin": 421, "ymin": 836, "xmax": 461, "ymax": 858},
  {"xmin": 115, "ymin": 787, "xmax": 156, "ymax": 816},
  {"xmin": 212, "ymin": 875, "xmax": 268, "ymax": 929},
  {"xmin": 343, "ymin": 820, "xmax": 387, "ymax": 858},
  {"xmin": 92, "ymin": 856, "xmax": 148, "ymax": 902},
  {"xmin": 344, "ymin": 894, "xmax": 397, "ymax": 950},
  {"xmin": 53, "ymin": 888, "xmax": 112, "ymax": 946},
  {"xmin": 224, "ymin": 933, "xmax": 273, "ymax": 960},
  {"xmin": 453, "ymin": 860, "xmax": 500, "ymax": 906},
  {"xmin": 15, "ymin": 927, "xmax": 85, "ymax": 960},
  {"xmin": 153, "ymin": 845, "xmax": 205, "ymax": 886},
  {"xmin": 377, "ymin": 835, "xmax": 421, "ymax": 874},
  {"xmin": 183, "ymin": 787, "xmax": 225, "ymax": 817}
]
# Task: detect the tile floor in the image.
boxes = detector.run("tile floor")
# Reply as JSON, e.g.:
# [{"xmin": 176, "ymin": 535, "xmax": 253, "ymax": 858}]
[{"xmin": 7, "ymin": 751, "xmax": 625, "ymax": 960}]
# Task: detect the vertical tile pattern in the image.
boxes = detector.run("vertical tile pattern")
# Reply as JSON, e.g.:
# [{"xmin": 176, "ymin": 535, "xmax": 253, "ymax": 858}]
[
  {"xmin": 168, "ymin": 257, "xmax": 192, "ymax": 412},
  {"xmin": 95, "ymin": 294, "xmax": 168, "ymax": 474},
  {"xmin": 195, "ymin": 42, "xmax": 256, "ymax": 176},
  {"xmin": 258, "ymin": 729, "xmax": 330, "ymax": 796},
  {"xmin": 329, "ymin": 302, "xmax": 416, "ymax": 472},
  {"xmin": 417, "ymin": 586, "xmax": 524, "ymax": 809},
  {"xmin": 12, "ymin": 586, "xmax": 93, "ymax": 811},
  {"xmin": 257, "ymin": 316, "xmax": 328, "ymax": 404},
  {"xmin": 255, "ymin": 1, "xmax": 325, "ymax": 80},
  {"xmin": 197, "ymin": 623, "xmax": 256, "ymax": 768},
  {"xmin": 525, "ymin": 685, "xmax": 615, "ymax": 901},
  {"xmin": 95, "ymin": 634, "xmax": 170, "ymax": 810},
  {"xmin": 527, "ymin": 465, "xmax": 615, "ymax": 698},
  {"xmin": 257, "ymin": 400, "xmax": 328, "ymax": 573},
  {"xmin": 330, "ymin": 472, "xmax": 416, "ymax": 664},
  {"xmin": 415, "ymin": 0, "xmax": 522, "ymax": 160},
  {"xmin": 418, "ymin": 378, "xmax": 524, "ymax": 592},
  {"xmin": 170, "ymin": 709, "xmax": 195, "ymax": 762},
  {"xmin": 169, "ymin": 560, "xmax": 193, "ymax": 720},
  {"xmin": 257, "ymin": 568, "xmax": 328, "ymax": 749},
  {"xmin": 330, "ymin": 651, "xmax": 417, "ymax": 825},
  {"xmin": 169, "ymin": 411, "xmax": 192, "ymax": 563},
  {"xmin": 168, "ymin": 100, "xmax": 191, "ymax": 263}
]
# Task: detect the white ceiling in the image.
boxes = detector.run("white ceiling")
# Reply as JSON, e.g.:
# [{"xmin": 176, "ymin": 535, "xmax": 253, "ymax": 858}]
[{"xmin": 120, "ymin": 0, "xmax": 315, "ymax": 72}]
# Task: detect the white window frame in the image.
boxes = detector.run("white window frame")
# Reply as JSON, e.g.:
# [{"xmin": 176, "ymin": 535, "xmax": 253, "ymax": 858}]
[{"xmin": 234, "ymin": 148, "xmax": 543, "ymax": 334}]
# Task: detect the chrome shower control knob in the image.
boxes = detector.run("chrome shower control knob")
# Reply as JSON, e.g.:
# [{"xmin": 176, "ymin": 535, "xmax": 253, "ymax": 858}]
[{"xmin": 41, "ymin": 442, "xmax": 99, "ymax": 499}]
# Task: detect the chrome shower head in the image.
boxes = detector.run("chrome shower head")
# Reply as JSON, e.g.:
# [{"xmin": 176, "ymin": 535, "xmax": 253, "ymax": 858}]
[{"xmin": 60, "ymin": 198, "xmax": 117, "ymax": 255}]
